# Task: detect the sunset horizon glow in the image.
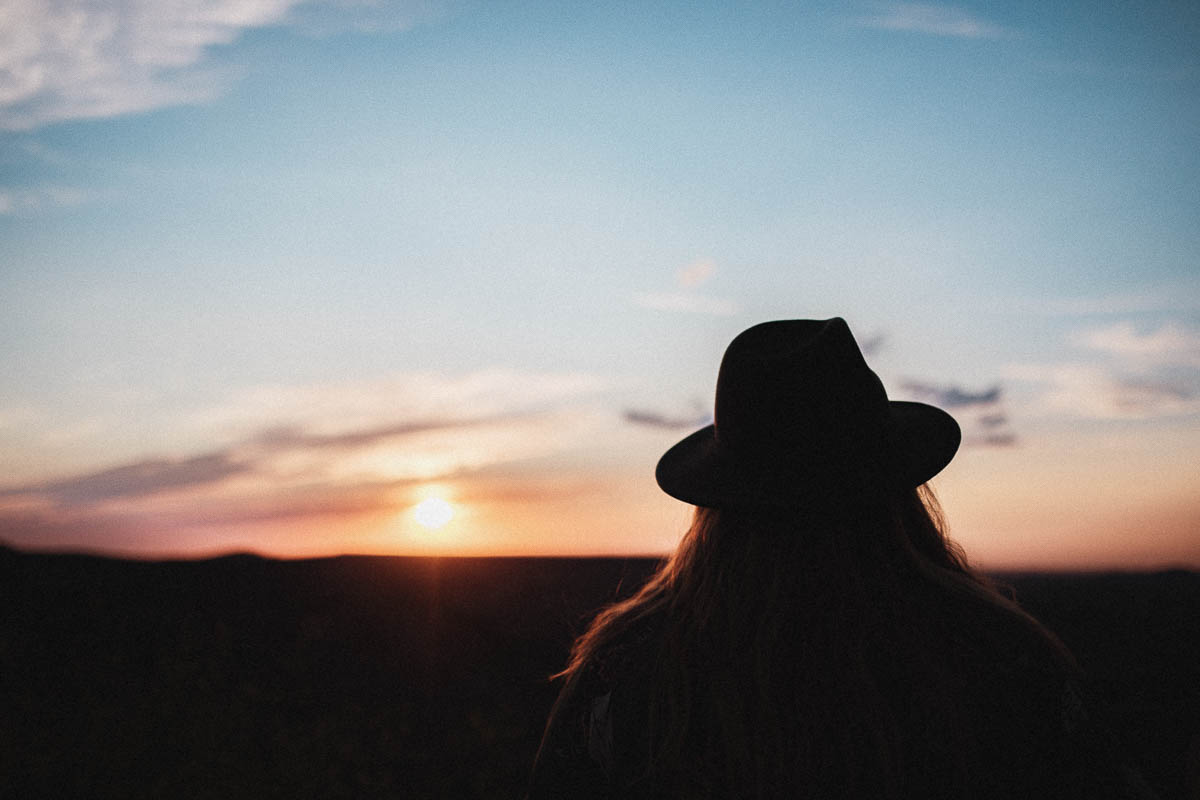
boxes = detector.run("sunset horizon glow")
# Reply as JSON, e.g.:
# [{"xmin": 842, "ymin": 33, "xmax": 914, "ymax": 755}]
[{"xmin": 1, "ymin": 1, "xmax": 1197, "ymax": 569}]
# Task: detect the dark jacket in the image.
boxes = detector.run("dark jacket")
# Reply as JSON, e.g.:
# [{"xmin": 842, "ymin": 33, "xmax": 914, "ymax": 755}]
[{"xmin": 528, "ymin": 609, "xmax": 1159, "ymax": 800}]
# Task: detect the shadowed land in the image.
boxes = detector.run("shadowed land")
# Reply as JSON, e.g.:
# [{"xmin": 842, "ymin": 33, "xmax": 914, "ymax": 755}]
[{"xmin": 1, "ymin": 546, "xmax": 1196, "ymax": 799}]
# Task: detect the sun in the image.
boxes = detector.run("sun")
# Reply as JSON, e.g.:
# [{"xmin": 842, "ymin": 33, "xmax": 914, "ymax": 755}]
[{"xmin": 412, "ymin": 496, "xmax": 455, "ymax": 530}]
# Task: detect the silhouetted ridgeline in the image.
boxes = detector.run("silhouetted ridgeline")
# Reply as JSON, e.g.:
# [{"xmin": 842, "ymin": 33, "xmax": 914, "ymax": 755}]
[{"xmin": 1, "ymin": 545, "xmax": 1196, "ymax": 799}]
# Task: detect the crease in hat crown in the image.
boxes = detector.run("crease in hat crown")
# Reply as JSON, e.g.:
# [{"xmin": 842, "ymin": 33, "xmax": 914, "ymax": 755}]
[
  {"xmin": 713, "ymin": 318, "xmax": 888, "ymax": 459},
  {"xmin": 654, "ymin": 317, "xmax": 961, "ymax": 509}
]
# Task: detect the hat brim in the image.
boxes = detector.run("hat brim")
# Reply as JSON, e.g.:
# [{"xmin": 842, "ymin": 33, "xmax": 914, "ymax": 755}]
[{"xmin": 655, "ymin": 401, "xmax": 961, "ymax": 509}]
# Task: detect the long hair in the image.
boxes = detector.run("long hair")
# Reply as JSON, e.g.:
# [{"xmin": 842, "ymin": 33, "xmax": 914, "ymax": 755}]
[{"xmin": 555, "ymin": 485, "xmax": 1074, "ymax": 798}]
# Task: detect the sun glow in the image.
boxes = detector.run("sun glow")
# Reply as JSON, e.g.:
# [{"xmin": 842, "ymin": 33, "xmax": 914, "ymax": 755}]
[{"xmin": 412, "ymin": 496, "xmax": 455, "ymax": 530}]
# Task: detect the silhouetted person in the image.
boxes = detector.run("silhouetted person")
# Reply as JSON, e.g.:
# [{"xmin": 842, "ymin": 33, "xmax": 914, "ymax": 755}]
[{"xmin": 528, "ymin": 318, "xmax": 1157, "ymax": 799}]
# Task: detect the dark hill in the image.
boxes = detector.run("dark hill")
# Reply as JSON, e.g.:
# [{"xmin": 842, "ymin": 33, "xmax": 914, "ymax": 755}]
[{"xmin": 1, "ymin": 547, "xmax": 1196, "ymax": 799}]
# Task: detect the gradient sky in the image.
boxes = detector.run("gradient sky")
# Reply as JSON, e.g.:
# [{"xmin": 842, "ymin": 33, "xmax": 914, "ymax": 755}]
[{"xmin": 1, "ymin": 0, "xmax": 1198, "ymax": 567}]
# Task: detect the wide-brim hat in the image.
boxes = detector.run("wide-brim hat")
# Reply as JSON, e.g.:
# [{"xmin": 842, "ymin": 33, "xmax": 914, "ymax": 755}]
[{"xmin": 655, "ymin": 318, "xmax": 960, "ymax": 509}]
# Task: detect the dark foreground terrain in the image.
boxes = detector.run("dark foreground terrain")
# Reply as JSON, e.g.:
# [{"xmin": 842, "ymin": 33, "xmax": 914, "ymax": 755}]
[{"xmin": 2, "ymin": 546, "xmax": 1197, "ymax": 799}]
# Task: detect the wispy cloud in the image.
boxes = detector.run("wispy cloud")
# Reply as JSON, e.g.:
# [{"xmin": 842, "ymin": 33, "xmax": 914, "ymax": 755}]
[
  {"xmin": 633, "ymin": 258, "xmax": 740, "ymax": 316},
  {"xmin": 623, "ymin": 400, "xmax": 711, "ymax": 431},
  {"xmin": 1003, "ymin": 320, "xmax": 1200, "ymax": 421},
  {"xmin": 900, "ymin": 379, "xmax": 1002, "ymax": 408},
  {"xmin": 1004, "ymin": 363, "xmax": 1199, "ymax": 420},
  {"xmin": 676, "ymin": 258, "xmax": 716, "ymax": 289},
  {"xmin": 15, "ymin": 452, "xmax": 250, "ymax": 507},
  {"xmin": 975, "ymin": 408, "xmax": 1016, "ymax": 446},
  {"xmin": 1072, "ymin": 321, "xmax": 1200, "ymax": 367},
  {"xmin": 858, "ymin": 332, "xmax": 886, "ymax": 357},
  {"xmin": 896, "ymin": 378, "xmax": 1017, "ymax": 446},
  {"xmin": 853, "ymin": 2, "xmax": 1011, "ymax": 39},
  {"xmin": 0, "ymin": 411, "xmax": 585, "ymax": 511},
  {"xmin": 0, "ymin": 0, "xmax": 436, "ymax": 130},
  {"xmin": 977, "ymin": 411, "xmax": 1008, "ymax": 429},
  {"xmin": 182, "ymin": 368, "xmax": 607, "ymax": 442},
  {"xmin": 0, "ymin": 185, "xmax": 87, "ymax": 213},
  {"xmin": 1, "ymin": 368, "xmax": 610, "ymax": 511}
]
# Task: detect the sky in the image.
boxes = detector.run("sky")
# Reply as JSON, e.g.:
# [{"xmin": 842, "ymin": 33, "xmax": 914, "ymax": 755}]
[{"xmin": 1, "ymin": 0, "xmax": 1197, "ymax": 568}]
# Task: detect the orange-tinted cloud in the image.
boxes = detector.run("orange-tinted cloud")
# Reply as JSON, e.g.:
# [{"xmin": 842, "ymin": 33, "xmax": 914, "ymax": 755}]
[{"xmin": 0, "ymin": 368, "xmax": 621, "ymax": 556}]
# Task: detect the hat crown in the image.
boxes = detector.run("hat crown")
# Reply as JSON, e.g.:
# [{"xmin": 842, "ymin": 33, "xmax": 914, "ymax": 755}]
[{"xmin": 713, "ymin": 318, "xmax": 889, "ymax": 461}]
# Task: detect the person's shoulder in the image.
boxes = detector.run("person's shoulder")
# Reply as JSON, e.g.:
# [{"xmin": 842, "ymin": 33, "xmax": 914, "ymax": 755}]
[
  {"xmin": 536, "ymin": 608, "xmax": 663, "ymax": 796},
  {"xmin": 586, "ymin": 608, "xmax": 665, "ymax": 693},
  {"xmin": 939, "ymin": 586, "xmax": 1074, "ymax": 674}
]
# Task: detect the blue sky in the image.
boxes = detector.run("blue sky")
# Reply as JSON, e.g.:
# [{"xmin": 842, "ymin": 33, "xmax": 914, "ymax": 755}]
[{"xmin": 1, "ymin": 1, "xmax": 1197, "ymax": 564}]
